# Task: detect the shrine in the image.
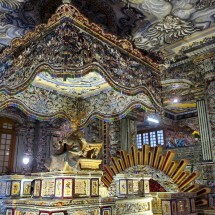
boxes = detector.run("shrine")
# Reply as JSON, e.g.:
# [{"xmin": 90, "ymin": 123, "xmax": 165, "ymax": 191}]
[{"xmin": 0, "ymin": 0, "xmax": 215, "ymax": 215}]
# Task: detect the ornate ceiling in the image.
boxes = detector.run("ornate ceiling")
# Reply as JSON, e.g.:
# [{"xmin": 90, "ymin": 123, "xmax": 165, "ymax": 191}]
[
  {"xmin": 0, "ymin": 0, "xmax": 214, "ymax": 55},
  {"xmin": 0, "ymin": 0, "xmax": 215, "ymax": 116},
  {"xmin": 33, "ymin": 71, "xmax": 111, "ymax": 98}
]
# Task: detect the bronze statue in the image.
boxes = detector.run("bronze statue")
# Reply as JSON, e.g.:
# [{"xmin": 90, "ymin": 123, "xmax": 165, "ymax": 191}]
[{"xmin": 45, "ymin": 113, "xmax": 102, "ymax": 172}]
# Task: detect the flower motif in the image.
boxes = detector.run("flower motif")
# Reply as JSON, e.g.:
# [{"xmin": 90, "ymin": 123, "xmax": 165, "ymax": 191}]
[{"xmin": 192, "ymin": 131, "xmax": 200, "ymax": 138}]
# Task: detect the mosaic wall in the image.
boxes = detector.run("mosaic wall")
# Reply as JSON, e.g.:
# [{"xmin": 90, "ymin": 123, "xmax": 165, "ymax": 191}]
[
  {"xmin": 163, "ymin": 144, "xmax": 202, "ymax": 164},
  {"xmin": 0, "ymin": 85, "xmax": 75, "ymax": 120},
  {"xmin": 166, "ymin": 126, "xmax": 198, "ymax": 148},
  {"xmin": 84, "ymin": 118, "xmax": 101, "ymax": 142},
  {"xmin": 207, "ymin": 80, "xmax": 215, "ymax": 160}
]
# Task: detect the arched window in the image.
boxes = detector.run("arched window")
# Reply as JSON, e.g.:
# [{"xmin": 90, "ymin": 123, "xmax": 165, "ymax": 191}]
[{"xmin": 0, "ymin": 118, "xmax": 16, "ymax": 173}]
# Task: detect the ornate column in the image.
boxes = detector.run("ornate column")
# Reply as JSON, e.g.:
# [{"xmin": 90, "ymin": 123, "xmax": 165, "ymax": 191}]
[
  {"xmin": 109, "ymin": 121, "xmax": 120, "ymax": 157},
  {"xmin": 206, "ymin": 76, "xmax": 215, "ymax": 163},
  {"xmin": 102, "ymin": 121, "xmax": 110, "ymax": 165},
  {"xmin": 102, "ymin": 115, "xmax": 137, "ymax": 165},
  {"xmin": 199, "ymin": 58, "xmax": 215, "ymax": 162},
  {"xmin": 197, "ymin": 57, "xmax": 215, "ymax": 207},
  {"xmin": 36, "ymin": 122, "xmax": 52, "ymax": 172},
  {"xmin": 120, "ymin": 113, "xmax": 137, "ymax": 152},
  {"xmin": 13, "ymin": 127, "xmax": 27, "ymax": 173},
  {"xmin": 197, "ymin": 99, "xmax": 213, "ymax": 161}
]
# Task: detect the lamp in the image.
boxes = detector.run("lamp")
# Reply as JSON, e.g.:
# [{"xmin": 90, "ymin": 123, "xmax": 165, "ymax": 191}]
[
  {"xmin": 146, "ymin": 112, "xmax": 161, "ymax": 124},
  {"xmin": 23, "ymin": 157, "xmax": 30, "ymax": 165},
  {"xmin": 173, "ymin": 98, "xmax": 178, "ymax": 103},
  {"xmin": 147, "ymin": 117, "xmax": 159, "ymax": 124}
]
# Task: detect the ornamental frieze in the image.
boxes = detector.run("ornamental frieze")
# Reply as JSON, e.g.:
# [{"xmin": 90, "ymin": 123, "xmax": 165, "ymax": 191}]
[
  {"xmin": 0, "ymin": 85, "xmax": 155, "ymax": 126},
  {"xmin": 115, "ymin": 201, "xmax": 150, "ymax": 215},
  {"xmin": 0, "ymin": 85, "xmax": 75, "ymax": 120},
  {"xmin": 82, "ymin": 90, "xmax": 154, "ymax": 125}
]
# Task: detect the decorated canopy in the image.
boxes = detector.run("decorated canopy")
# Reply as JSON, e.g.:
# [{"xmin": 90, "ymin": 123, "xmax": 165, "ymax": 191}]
[{"xmin": 0, "ymin": 2, "xmax": 162, "ymax": 126}]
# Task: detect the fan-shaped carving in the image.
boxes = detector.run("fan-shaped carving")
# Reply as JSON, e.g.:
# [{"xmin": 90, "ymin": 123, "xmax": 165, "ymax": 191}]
[{"xmin": 102, "ymin": 145, "xmax": 211, "ymax": 206}]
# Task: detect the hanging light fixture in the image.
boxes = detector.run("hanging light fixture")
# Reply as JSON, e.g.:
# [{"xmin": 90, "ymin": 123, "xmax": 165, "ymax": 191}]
[
  {"xmin": 146, "ymin": 111, "xmax": 161, "ymax": 124},
  {"xmin": 147, "ymin": 117, "xmax": 159, "ymax": 123}
]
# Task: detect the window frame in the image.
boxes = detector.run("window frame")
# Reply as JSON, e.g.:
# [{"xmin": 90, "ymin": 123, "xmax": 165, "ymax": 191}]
[
  {"xmin": 0, "ymin": 118, "xmax": 16, "ymax": 173},
  {"xmin": 137, "ymin": 128, "xmax": 165, "ymax": 148}
]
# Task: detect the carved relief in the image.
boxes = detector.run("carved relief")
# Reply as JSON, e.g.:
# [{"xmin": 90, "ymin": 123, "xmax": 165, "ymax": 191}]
[
  {"xmin": 36, "ymin": 122, "xmax": 50, "ymax": 172},
  {"xmin": 0, "ymin": 83, "xmax": 157, "ymax": 126},
  {"xmin": 116, "ymin": 201, "xmax": 150, "ymax": 214},
  {"xmin": 83, "ymin": 90, "xmax": 155, "ymax": 125},
  {"xmin": 109, "ymin": 121, "xmax": 120, "ymax": 157}
]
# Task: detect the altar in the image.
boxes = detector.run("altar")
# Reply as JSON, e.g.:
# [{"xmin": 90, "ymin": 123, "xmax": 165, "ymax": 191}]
[
  {"xmin": 0, "ymin": 171, "xmax": 154, "ymax": 215},
  {"xmin": 0, "ymin": 145, "xmax": 208, "ymax": 215}
]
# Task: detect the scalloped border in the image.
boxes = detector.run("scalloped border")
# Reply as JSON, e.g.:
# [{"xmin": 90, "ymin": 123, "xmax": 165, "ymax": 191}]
[
  {"xmin": 1, "ymin": 62, "xmax": 162, "ymax": 110},
  {"xmin": 0, "ymin": 99, "xmax": 152, "ymax": 128}
]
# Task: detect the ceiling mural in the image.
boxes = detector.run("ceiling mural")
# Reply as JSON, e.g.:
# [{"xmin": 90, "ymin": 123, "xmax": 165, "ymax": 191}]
[
  {"xmin": 0, "ymin": 0, "xmax": 147, "ymax": 52},
  {"xmin": 0, "ymin": 0, "xmax": 214, "ymax": 55},
  {"xmin": 129, "ymin": 0, "xmax": 215, "ymax": 53}
]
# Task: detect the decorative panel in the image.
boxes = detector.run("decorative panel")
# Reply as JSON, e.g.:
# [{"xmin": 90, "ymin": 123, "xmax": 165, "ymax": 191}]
[{"xmin": 11, "ymin": 180, "xmax": 21, "ymax": 196}]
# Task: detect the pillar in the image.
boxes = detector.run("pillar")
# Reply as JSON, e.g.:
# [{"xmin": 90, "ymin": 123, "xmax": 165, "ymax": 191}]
[
  {"xmin": 120, "ymin": 113, "xmax": 137, "ymax": 152},
  {"xmin": 36, "ymin": 122, "xmax": 53, "ymax": 172},
  {"xmin": 206, "ymin": 76, "xmax": 215, "ymax": 162},
  {"xmin": 13, "ymin": 127, "xmax": 29, "ymax": 173},
  {"xmin": 102, "ymin": 114, "xmax": 137, "ymax": 165},
  {"xmin": 109, "ymin": 121, "xmax": 120, "ymax": 157},
  {"xmin": 196, "ymin": 99, "xmax": 213, "ymax": 161},
  {"xmin": 201, "ymin": 58, "xmax": 215, "ymax": 162},
  {"xmin": 102, "ymin": 121, "xmax": 110, "ymax": 165}
]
